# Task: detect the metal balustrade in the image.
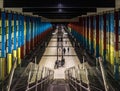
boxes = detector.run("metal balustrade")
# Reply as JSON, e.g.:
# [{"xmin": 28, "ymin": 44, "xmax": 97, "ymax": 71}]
[
  {"xmin": 65, "ymin": 64, "xmax": 108, "ymax": 91},
  {"xmin": 5, "ymin": 57, "xmax": 54, "ymax": 91}
]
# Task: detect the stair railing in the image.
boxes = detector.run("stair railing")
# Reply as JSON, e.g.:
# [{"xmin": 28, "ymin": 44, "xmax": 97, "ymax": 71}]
[
  {"xmin": 7, "ymin": 58, "xmax": 17, "ymax": 91},
  {"xmin": 98, "ymin": 57, "xmax": 108, "ymax": 91},
  {"xmin": 65, "ymin": 66, "xmax": 101, "ymax": 91},
  {"xmin": 25, "ymin": 66, "xmax": 54, "ymax": 91}
]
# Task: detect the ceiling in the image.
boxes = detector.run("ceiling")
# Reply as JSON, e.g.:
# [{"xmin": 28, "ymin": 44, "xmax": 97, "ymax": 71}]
[{"xmin": 4, "ymin": 0, "xmax": 115, "ymax": 19}]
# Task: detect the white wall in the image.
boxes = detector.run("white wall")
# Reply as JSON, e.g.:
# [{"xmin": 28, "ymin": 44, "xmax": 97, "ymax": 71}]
[
  {"xmin": 87, "ymin": 12, "xmax": 96, "ymax": 15},
  {"xmin": 116, "ymin": 0, "xmax": 120, "ymax": 9},
  {"xmin": 5, "ymin": 8, "xmax": 22, "ymax": 12},
  {"xmin": 97, "ymin": 8, "xmax": 114, "ymax": 13},
  {"xmin": 0, "ymin": 0, "xmax": 3, "ymax": 8},
  {"xmin": 23, "ymin": 12, "xmax": 33, "ymax": 15}
]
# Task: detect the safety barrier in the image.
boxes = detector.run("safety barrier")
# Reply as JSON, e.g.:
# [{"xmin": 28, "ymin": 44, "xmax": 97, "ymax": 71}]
[{"xmin": 65, "ymin": 64, "xmax": 110, "ymax": 91}]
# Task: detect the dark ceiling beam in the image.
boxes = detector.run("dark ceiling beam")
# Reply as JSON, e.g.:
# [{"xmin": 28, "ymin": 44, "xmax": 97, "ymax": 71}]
[
  {"xmin": 33, "ymin": 13, "xmax": 86, "ymax": 16},
  {"xmin": 23, "ymin": 8, "xmax": 96, "ymax": 12},
  {"xmin": 4, "ymin": 0, "xmax": 115, "ymax": 8}
]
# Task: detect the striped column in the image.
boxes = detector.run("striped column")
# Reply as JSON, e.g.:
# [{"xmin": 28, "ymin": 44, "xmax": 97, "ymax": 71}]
[
  {"xmin": 99, "ymin": 15, "xmax": 104, "ymax": 57},
  {"xmin": 26, "ymin": 16, "xmax": 30, "ymax": 54},
  {"xmin": 83, "ymin": 17, "xmax": 86, "ymax": 47},
  {"xmin": 13, "ymin": 13, "xmax": 17, "ymax": 67},
  {"xmin": 17, "ymin": 14, "xmax": 22, "ymax": 65},
  {"xmin": 30, "ymin": 17, "xmax": 34, "ymax": 50},
  {"xmin": 85, "ymin": 17, "xmax": 87, "ymax": 49},
  {"xmin": 103, "ymin": 13, "xmax": 107, "ymax": 66},
  {"xmin": 88, "ymin": 16, "xmax": 91, "ymax": 52},
  {"xmin": 106, "ymin": 13, "xmax": 110, "ymax": 65},
  {"xmin": 0, "ymin": 10, "xmax": 6, "ymax": 80},
  {"xmin": 20, "ymin": 15, "xmax": 24, "ymax": 59},
  {"xmin": 7, "ymin": 11, "xmax": 12, "ymax": 74},
  {"xmin": 24, "ymin": 16, "xmax": 27, "ymax": 56},
  {"xmin": 96, "ymin": 15, "xmax": 99, "ymax": 58},
  {"xmin": 109, "ymin": 12, "xmax": 114, "ymax": 69},
  {"xmin": 87, "ymin": 17, "xmax": 89, "ymax": 50},
  {"xmin": 90, "ymin": 16, "xmax": 94, "ymax": 55},
  {"xmin": 114, "ymin": 11, "xmax": 119, "ymax": 80},
  {"xmin": 93, "ymin": 16, "xmax": 96, "ymax": 56}
]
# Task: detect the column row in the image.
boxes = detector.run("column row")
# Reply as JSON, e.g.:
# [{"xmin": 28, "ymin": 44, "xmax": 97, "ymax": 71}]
[
  {"xmin": 0, "ymin": 9, "xmax": 52, "ymax": 81},
  {"xmin": 68, "ymin": 10, "xmax": 120, "ymax": 80}
]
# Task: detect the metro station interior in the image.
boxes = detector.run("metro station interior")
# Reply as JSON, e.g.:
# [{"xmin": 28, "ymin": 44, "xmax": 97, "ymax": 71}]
[{"xmin": 0, "ymin": 0, "xmax": 120, "ymax": 91}]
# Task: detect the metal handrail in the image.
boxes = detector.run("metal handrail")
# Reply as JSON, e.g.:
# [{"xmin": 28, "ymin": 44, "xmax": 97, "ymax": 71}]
[
  {"xmin": 7, "ymin": 58, "xmax": 17, "ymax": 91},
  {"xmin": 65, "ymin": 65, "xmax": 105, "ymax": 91},
  {"xmin": 26, "ymin": 74, "xmax": 54, "ymax": 91},
  {"xmin": 25, "ymin": 65, "xmax": 54, "ymax": 91},
  {"xmin": 11, "ymin": 62, "xmax": 35, "ymax": 91},
  {"xmin": 98, "ymin": 57, "xmax": 108, "ymax": 91}
]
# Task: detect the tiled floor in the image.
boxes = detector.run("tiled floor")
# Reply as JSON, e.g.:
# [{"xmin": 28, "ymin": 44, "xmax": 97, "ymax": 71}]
[{"xmin": 39, "ymin": 29, "xmax": 81, "ymax": 79}]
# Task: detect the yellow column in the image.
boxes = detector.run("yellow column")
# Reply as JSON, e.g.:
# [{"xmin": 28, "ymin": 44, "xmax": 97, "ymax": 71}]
[
  {"xmin": 0, "ymin": 58, "xmax": 6, "ymax": 80},
  {"xmin": 17, "ymin": 47, "xmax": 21, "ymax": 65},
  {"xmin": 13, "ymin": 50, "xmax": 17, "ymax": 67},
  {"xmin": 7, "ymin": 54, "xmax": 12, "ymax": 74}
]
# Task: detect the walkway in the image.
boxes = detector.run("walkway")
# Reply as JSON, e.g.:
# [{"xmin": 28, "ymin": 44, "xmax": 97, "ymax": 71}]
[{"xmin": 39, "ymin": 28, "xmax": 81, "ymax": 79}]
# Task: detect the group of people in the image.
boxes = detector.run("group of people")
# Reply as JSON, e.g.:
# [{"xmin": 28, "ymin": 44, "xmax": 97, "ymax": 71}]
[
  {"xmin": 63, "ymin": 47, "xmax": 69, "ymax": 55},
  {"xmin": 54, "ymin": 30, "xmax": 71, "ymax": 69},
  {"xmin": 57, "ymin": 37, "xmax": 63, "ymax": 42},
  {"xmin": 54, "ymin": 58, "xmax": 65, "ymax": 69}
]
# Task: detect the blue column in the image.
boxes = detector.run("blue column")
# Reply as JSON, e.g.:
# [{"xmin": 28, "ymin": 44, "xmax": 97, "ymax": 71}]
[
  {"xmin": 18, "ymin": 14, "xmax": 21, "ymax": 48},
  {"xmin": 26, "ymin": 16, "xmax": 30, "ymax": 42},
  {"xmin": 8, "ymin": 12, "xmax": 12, "ymax": 54},
  {"xmin": 13, "ymin": 13, "xmax": 17, "ymax": 50},
  {"xmin": 1, "ymin": 11, "xmax": 6, "ymax": 57},
  {"xmin": 21, "ymin": 15, "xmax": 24, "ymax": 47}
]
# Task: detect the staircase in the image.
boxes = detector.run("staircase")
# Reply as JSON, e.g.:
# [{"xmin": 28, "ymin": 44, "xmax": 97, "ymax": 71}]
[
  {"xmin": 7, "ymin": 62, "xmax": 54, "ymax": 91},
  {"xmin": 47, "ymin": 79, "xmax": 70, "ymax": 91}
]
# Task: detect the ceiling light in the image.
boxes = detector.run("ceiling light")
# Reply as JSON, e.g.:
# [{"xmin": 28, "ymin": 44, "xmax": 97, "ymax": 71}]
[
  {"xmin": 58, "ymin": 3, "xmax": 62, "ymax": 8},
  {"xmin": 58, "ymin": 9, "xmax": 62, "ymax": 12}
]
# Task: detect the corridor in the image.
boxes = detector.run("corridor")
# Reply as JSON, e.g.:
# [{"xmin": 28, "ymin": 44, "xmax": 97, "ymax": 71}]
[{"xmin": 39, "ymin": 28, "xmax": 81, "ymax": 79}]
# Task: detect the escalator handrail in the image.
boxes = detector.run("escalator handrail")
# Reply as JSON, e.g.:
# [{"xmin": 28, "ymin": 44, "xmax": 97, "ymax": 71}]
[
  {"xmin": 26, "ymin": 68, "xmax": 54, "ymax": 91},
  {"xmin": 11, "ymin": 62, "xmax": 35, "ymax": 91},
  {"xmin": 7, "ymin": 58, "xmax": 17, "ymax": 91}
]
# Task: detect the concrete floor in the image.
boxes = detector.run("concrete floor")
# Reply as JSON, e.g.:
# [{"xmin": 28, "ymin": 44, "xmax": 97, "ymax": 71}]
[{"xmin": 39, "ymin": 29, "xmax": 82, "ymax": 79}]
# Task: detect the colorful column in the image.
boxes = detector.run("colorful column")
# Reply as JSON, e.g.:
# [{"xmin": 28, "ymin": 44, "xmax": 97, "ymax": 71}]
[
  {"xmin": 103, "ymin": 13, "xmax": 107, "ymax": 66},
  {"xmin": 99, "ymin": 14, "xmax": 104, "ymax": 57},
  {"xmin": 109, "ymin": 12, "xmax": 114, "ymax": 69},
  {"xmin": 24, "ymin": 16, "xmax": 27, "ymax": 56},
  {"xmin": 85, "ymin": 17, "xmax": 87, "ymax": 49},
  {"xmin": 20, "ymin": 15, "xmax": 24, "ymax": 59},
  {"xmin": 96, "ymin": 15, "xmax": 99, "ymax": 58},
  {"xmin": 13, "ymin": 13, "xmax": 17, "ymax": 65},
  {"xmin": 114, "ymin": 11, "xmax": 119, "ymax": 80},
  {"xmin": 17, "ymin": 14, "xmax": 22, "ymax": 65},
  {"xmin": 87, "ymin": 17, "xmax": 89, "ymax": 50},
  {"xmin": 26, "ymin": 16, "xmax": 30, "ymax": 54},
  {"xmin": 93, "ymin": 16, "xmax": 96, "ymax": 56},
  {"xmin": 7, "ymin": 11, "xmax": 12, "ymax": 74},
  {"xmin": 0, "ymin": 10, "xmax": 6, "ymax": 80},
  {"xmin": 106, "ymin": 13, "xmax": 110, "ymax": 65},
  {"xmin": 90, "ymin": 16, "xmax": 94, "ymax": 55}
]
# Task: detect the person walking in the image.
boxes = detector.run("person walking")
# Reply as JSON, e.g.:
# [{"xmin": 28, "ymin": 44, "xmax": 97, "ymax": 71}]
[
  {"xmin": 63, "ymin": 48, "xmax": 66, "ymax": 55},
  {"xmin": 67, "ymin": 47, "xmax": 69, "ymax": 53}
]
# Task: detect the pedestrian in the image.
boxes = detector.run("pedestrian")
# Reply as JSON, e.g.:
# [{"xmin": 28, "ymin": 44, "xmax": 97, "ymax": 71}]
[
  {"xmin": 67, "ymin": 47, "xmax": 69, "ymax": 53},
  {"xmin": 63, "ymin": 48, "xmax": 66, "ymax": 55}
]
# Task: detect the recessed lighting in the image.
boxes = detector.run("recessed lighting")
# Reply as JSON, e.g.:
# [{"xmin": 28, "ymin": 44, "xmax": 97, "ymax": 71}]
[
  {"xmin": 58, "ymin": 3, "xmax": 62, "ymax": 8},
  {"xmin": 58, "ymin": 9, "xmax": 62, "ymax": 12}
]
